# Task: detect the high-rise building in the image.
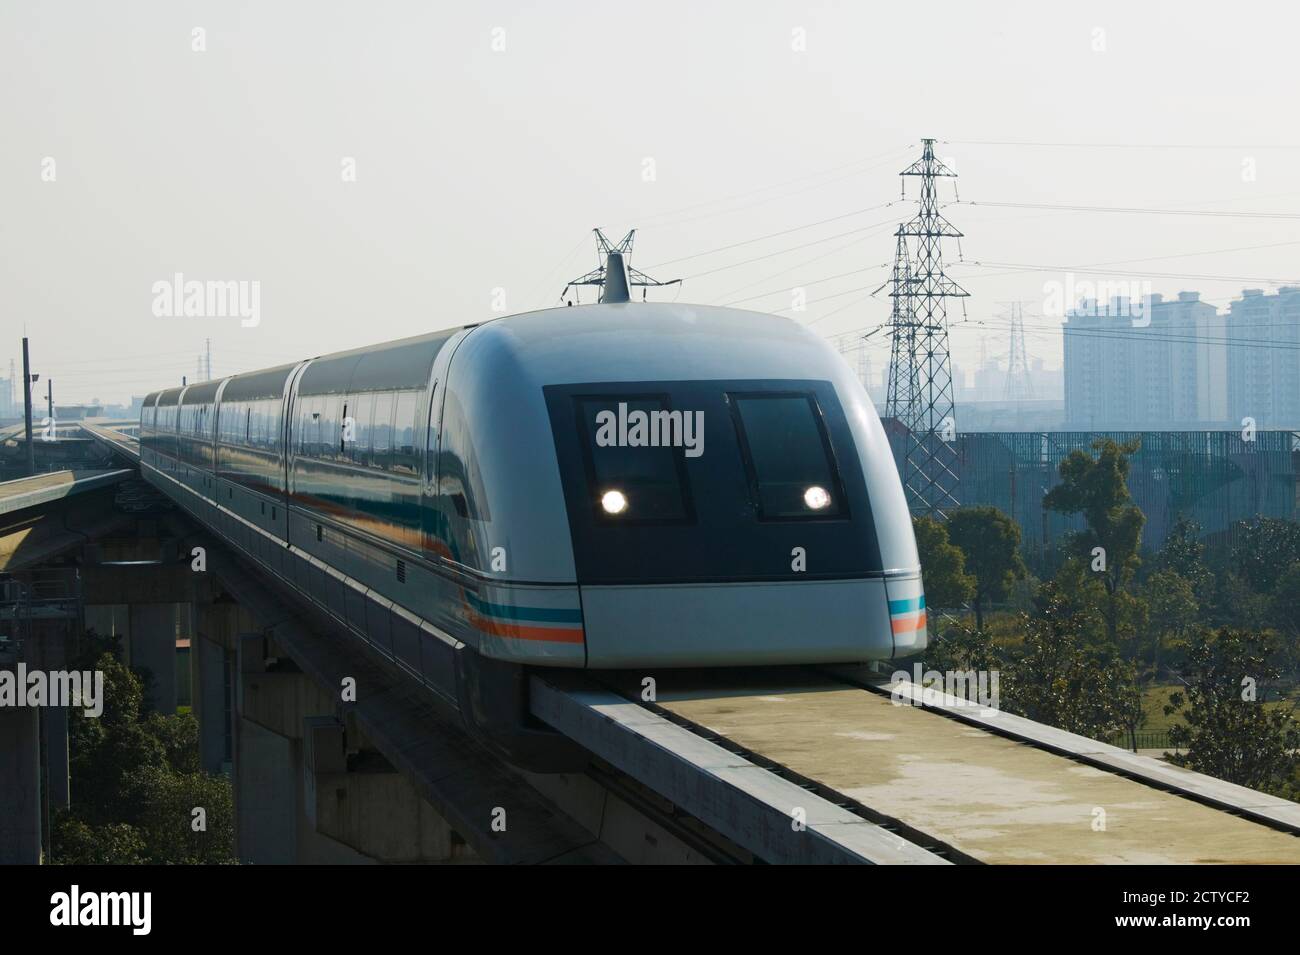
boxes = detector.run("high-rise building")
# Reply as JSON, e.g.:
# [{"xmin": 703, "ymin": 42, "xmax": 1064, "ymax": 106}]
[
  {"xmin": 1226, "ymin": 286, "xmax": 1300, "ymax": 430},
  {"xmin": 1064, "ymin": 291, "xmax": 1227, "ymax": 430}
]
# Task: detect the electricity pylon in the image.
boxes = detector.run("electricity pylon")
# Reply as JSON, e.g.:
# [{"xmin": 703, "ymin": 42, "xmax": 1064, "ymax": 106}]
[
  {"xmin": 888, "ymin": 139, "xmax": 968, "ymax": 518},
  {"xmin": 1003, "ymin": 302, "xmax": 1035, "ymax": 401}
]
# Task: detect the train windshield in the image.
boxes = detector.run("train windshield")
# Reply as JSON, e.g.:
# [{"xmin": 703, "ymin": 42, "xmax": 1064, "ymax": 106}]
[
  {"xmin": 575, "ymin": 396, "xmax": 693, "ymax": 524},
  {"xmin": 729, "ymin": 393, "xmax": 846, "ymax": 520},
  {"xmin": 545, "ymin": 379, "xmax": 882, "ymax": 585}
]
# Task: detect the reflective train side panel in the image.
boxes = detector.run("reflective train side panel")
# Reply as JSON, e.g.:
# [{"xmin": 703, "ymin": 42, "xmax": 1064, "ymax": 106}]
[{"xmin": 139, "ymin": 303, "xmax": 925, "ymax": 764}]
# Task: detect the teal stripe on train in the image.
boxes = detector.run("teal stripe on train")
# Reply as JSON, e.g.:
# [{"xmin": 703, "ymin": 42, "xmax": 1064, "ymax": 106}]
[
  {"xmin": 888, "ymin": 595, "xmax": 926, "ymax": 615},
  {"xmin": 464, "ymin": 590, "xmax": 584, "ymax": 624}
]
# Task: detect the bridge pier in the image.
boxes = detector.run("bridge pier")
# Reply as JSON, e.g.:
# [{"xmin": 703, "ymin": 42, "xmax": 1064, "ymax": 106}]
[
  {"xmin": 0, "ymin": 707, "xmax": 42, "ymax": 864},
  {"xmin": 126, "ymin": 602, "xmax": 181, "ymax": 715},
  {"xmin": 303, "ymin": 716, "xmax": 475, "ymax": 863}
]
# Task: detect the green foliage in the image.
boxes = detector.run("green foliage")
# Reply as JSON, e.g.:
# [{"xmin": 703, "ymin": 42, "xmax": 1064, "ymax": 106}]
[
  {"xmin": 923, "ymin": 623, "xmax": 1001, "ymax": 676},
  {"xmin": 57, "ymin": 630, "xmax": 235, "ymax": 865},
  {"xmin": 1164, "ymin": 628, "xmax": 1300, "ymax": 794},
  {"xmin": 1156, "ymin": 515, "xmax": 1211, "ymax": 599},
  {"xmin": 946, "ymin": 506, "xmax": 1027, "ymax": 632},
  {"xmin": 1209, "ymin": 571, "xmax": 1272, "ymax": 630},
  {"xmin": 1043, "ymin": 438, "xmax": 1145, "ymax": 642},
  {"xmin": 51, "ymin": 814, "xmax": 147, "ymax": 865},
  {"xmin": 912, "ymin": 515, "xmax": 975, "ymax": 611},
  {"xmin": 1001, "ymin": 581, "xmax": 1139, "ymax": 741},
  {"xmin": 144, "ymin": 711, "xmax": 202, "ymax": 775},
  {"xmin": 1043, "ymin": 437, "xmax": 1145, "ymax": 590},
  {"xmin": 1232, "ymin": 517, "xmax": 1300, "ymax": 594},
  {"xmin": 1143, "ymin": 569, "xmax": 1199, "ymax": 674},
  {"xmin": 1270, "ymin": 563, "xmax": 1300, "ymax": 639},
  {"xmin": 122, "ymin": 766, "xmax": 236, "ymax": 865}
]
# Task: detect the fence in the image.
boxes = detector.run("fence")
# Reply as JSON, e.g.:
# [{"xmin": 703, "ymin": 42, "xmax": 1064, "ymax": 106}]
[{"xmin": 885, "ymin": 425, "xmax": 1300, "ymax": 561}]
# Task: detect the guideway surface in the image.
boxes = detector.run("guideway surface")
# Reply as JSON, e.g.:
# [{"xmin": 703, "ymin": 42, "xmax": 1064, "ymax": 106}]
[{"xmin": 649, "ymin": 671, "xmax": 1300, "ymax": 864}]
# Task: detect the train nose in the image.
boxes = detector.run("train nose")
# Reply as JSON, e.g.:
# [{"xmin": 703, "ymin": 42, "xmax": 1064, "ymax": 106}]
[{"xmin": 578, "ymin": 576, "xmax": 900, "ymax": 668}]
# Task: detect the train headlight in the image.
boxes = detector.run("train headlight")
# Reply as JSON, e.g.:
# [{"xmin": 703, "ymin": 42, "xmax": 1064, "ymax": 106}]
[
  {"xmin": 600, "ymin": 489, "xmax": 628, "ymax": 515},
  {"xmin": 803, "ymin": 485, "xmax": 831, "ymax": 511}
]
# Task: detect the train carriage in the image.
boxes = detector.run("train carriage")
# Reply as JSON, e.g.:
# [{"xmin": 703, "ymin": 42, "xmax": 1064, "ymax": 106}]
[{"xmin": 140, "ymin": 302, "xmax": 926, "ymax": 766}]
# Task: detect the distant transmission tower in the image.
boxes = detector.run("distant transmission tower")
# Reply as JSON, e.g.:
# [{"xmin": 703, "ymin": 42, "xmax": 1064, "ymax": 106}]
[
  {"xmin": 888, "ymin": 138, "xmax": 968, "ymax": 518},
  {"xmin": 835, "ymin": 333, "xmax": 872, "ymax": 393},
  {"xmin": 563, "ymin": 229, "xmax": 681, "ymax": 304},
  {"xmin": 1003, "ymin": 302, "xmax": 1035, "ymax": 401}
]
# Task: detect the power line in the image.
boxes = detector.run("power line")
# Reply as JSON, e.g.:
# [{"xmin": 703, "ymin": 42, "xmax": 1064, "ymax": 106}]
[
  {"xmin": 957, "ymin": 200, "xmax": 1300, "ymax": 220},
  {"xmin": 957, "ymin": 260, "xmax": 1300, "ymax": 286},
  {"xmin": 944, "ymin": 139, "xmax": 1300, "ymax": 150},
  {"xmin": 679, "ymin": 217, "xmax": 902, "ymax": 280},
  {"xmin": 722, "ymin": 265, "xmax": 889, "ymax": 308},
  {"xmin": 637, "ymin": 144, "xmax": 914, "ymax": 226},
  {"xmin": 648, "ymin": 203, "xmax": 895, "ymax": 269}
]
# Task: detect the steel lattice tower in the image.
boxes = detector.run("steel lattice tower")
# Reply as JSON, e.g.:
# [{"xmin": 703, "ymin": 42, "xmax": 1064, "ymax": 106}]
[
  {"xmin": 889, "ymin": 138, "xmax": 968, "ymax": 518},
  {"xmin": 1003, "ymin": 302, "xmax": 1035, "ymax": 401},
  {"xmin": 885, "ymin": 231, "xmax": 917, "ymax": 424}
]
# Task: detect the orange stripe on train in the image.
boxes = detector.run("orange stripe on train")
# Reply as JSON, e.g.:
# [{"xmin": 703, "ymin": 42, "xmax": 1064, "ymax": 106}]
[
  {"xmin": 466, "ymin": 610, "xmax": 585, "ymax": 644},
  {"xmin": 890, "ymin": 611, "xmax": 927, "ymax": 634}
]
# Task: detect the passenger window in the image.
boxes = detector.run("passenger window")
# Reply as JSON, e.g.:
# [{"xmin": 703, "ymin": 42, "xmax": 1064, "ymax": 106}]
[
  {"xmin": 372, "ymin": 392, "xmax": 393, "ymax": 469},
  {"xmin": 348, "ymin": 393, "xmax": 373, "ymax": 464},
  {"xmin": 392, "ymin": 390, "xmax": 419, "ymax": 476},
  {"xmin": 729, "ymin": 393, "xmax": 846, "ymax": 520},
  {"xmin": 576, "ymin": 396, "xmax": 692, "ymax": 524}
]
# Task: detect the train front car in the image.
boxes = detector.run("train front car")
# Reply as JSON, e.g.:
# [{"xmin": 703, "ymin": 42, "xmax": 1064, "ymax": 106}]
[{"xmin": 444, "ymin": 302, "xmax": 926, "ymax": 670}]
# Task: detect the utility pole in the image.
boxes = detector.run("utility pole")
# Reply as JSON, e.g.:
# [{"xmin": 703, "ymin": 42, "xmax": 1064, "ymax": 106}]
[
  {"xmin": 21, "ymin": 338, "xmax": 35, "ymax": 475},
  {"xmin": 563, "ymin": 229, "xmax": 681, "ymax": 304},
  {"xmin": 205, "ymin": 337, "xmax": 212, "ymax": 380},
  {"xmin": 46, "ymin": 379, "xmax": 53, "ymax": 422},
  {"xmin": 888, "ymin": 138, "xmax": 968, "ymax": 518}
]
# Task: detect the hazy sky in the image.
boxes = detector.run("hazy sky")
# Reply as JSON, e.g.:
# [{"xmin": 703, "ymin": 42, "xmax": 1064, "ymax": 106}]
[{"xmin": 4, "ymin": 0, "xmax": 1299, "ymax": 404}]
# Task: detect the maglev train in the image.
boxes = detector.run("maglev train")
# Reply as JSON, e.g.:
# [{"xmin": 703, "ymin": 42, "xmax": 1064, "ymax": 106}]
[{"xmin": 139, "ymin": 302, "xmax": 926, "ymax": 766}]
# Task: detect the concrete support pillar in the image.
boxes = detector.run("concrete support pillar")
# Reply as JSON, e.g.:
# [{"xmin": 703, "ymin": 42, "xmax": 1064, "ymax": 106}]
[
  {"xmin": 44, "ymin": 706, "xmax": 70, "ymax": 809},
  {"xmin": 0, "ymin": 707, "xmax": 42, "ymax": 864},
  {"xmin": 127, "ymin": 603, "xmax": 178, "ymax": 715},
  {"xmin": 233, "ymin": 715, "xmax": 297, "ymax": 864},
  {"xmin": 192, "ymin": 634, "xmax": 229, "ymax": 774},
  {"xmin": 83, "ymin": 604, "xmax": 129, "ymax": 643},
  {"xmin": 302, "ymin": 716, "xmax": 471, "ymax": 863}
]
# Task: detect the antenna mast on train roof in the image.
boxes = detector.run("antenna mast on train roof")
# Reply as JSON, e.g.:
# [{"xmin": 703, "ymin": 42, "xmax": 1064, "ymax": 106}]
[{"xmin": 562, "ymin": 228, "xmax": 681, "ymax": 304}]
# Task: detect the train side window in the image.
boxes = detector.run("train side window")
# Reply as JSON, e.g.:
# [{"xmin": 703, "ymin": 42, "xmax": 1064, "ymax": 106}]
[
  {"xmin": 575, "ymin": 395, "xmax": 693, "ymax": 524},
  {"xmin": 728, "ymin": 393, "xmax": 847, "ymax": 520},
  {"xmin": 391, "ymin": 390, "xmax": 419, "ymax": 476},
  {"xmin": 349, "ymin": 392, "xmax": 374, "ymax": 464},
  {"xmin": 372, "ymin": 391, "xmax": 393, "ymax": 470},
  {"xmin": 317, "ymin": 396, "xmax": 341, "ymax": 461}
]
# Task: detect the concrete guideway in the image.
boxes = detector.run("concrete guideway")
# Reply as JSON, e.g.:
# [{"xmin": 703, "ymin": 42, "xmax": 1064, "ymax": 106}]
[
  {"xmin": 641, "ymin": 669, "xmax": 1300, "ymax": 864},
  {"xmin": 0, "ymin": 468, "xmax": 133, "ymax": 516},
  {"xmin": 529, "ymin": 672, "xmax": 949, "ymax": 864},
  {"xmin": 0, "ymin": 469, "xmax": 138, "ymax": 572}
]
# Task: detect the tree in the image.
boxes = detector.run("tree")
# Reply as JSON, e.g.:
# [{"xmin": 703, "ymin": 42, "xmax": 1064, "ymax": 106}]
[
  {"xmin": 1002, "ymin": 581, "xmax": 1138, "ymax": 741},
  {"xmin": 57, "ymin": 629, "xmax": 236, "ymax": 864},
  {"xmin": 1043, "ymin": 438, "xmax": 1145, "ymax": 644},
  {"xmin": 912, "ymin": 515, "xmax": 975, "ymax": 611},
  {"xmin": 1144, "ymin": 569, "xmax": 1198, "ymax": 675},
  {"xmin": 1269, "ymin": 562, "xmax": 1300, "ymax": 641},
  {"xmin": 1156, "ymin": 515, "xmax": 1211, "ymax": 601},
  {"xmin": 1232, "ymin": 517, "xmax": 1300, "ymax": 594},
  {"xmin": 946, "ymin": 506, "xmax": 1027, "ymax": 632},
  {"xmin": 51, "ymin": 815, "xmax": 147, "ymax": 865},
  {"xmin": 1164, "ymin": 628, "xmax": 1300, "ymax": 794}
]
